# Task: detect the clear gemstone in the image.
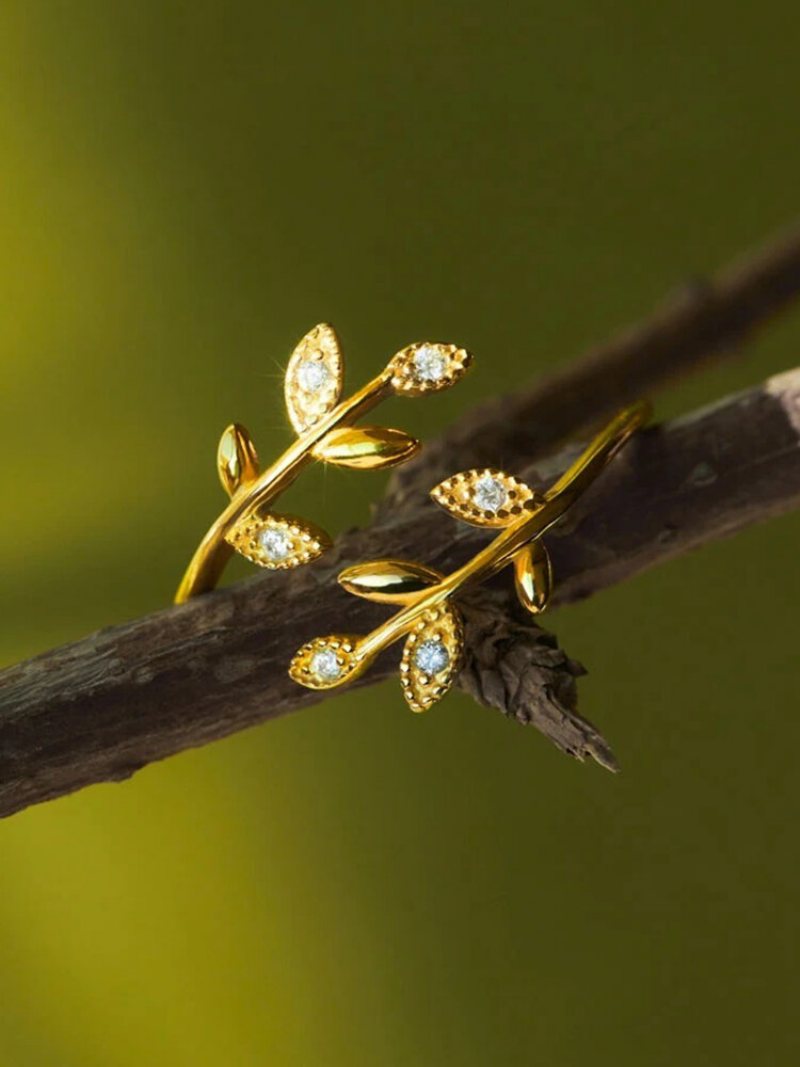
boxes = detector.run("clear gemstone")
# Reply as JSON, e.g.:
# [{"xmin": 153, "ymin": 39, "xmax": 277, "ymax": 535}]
[
  {"xmin": 259, "ymin": 527, "xmax": 292, "ymax": 561},
  {"xmin": 413, "ymin": 346, "xmax": 447, "ymax": 382},
  {"xmin": 473, "ymin": 475, "xmax": 508, "ymax": 513},
  {"xmin": 297, "ymin": 359, "xmax": 330, "ymax": 392},
  {"xmin": 414, "ymin": 638, "xmax": 449, "ymax": 675},
  {"xmin": 310, "ymin": 648, "xmax": 342, "ymax": 681}
]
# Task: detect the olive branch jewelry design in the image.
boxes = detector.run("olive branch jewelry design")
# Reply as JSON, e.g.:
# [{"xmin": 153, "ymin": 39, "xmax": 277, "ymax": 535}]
[
  {"xmin": 175, "ymin": 323, "xmax": 473, "ymax": 603},
  {"xmin": 289, "ymin": 402, "xmax": 650, "ymax": 711}
]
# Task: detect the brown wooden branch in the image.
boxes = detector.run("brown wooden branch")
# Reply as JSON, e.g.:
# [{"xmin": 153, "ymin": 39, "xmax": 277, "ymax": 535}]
[
  {"xmin": 383, "ymin": 223, "xmax": 800, "ymax": 510},
  {"xmin": 2, "ymin": 369, "xmax": 799, "ymax": 817}
]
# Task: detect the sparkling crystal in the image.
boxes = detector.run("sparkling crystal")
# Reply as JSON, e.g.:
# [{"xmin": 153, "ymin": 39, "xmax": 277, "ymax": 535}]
[
  {"xmin": 297, "ymin": 359, "xmax": 330, "ymax": 392},
  {"xmin": 259, "ymin": 527, "xmax": 292, "ymax": 561},
  {"xmin": 473, "ymin": 475, "xmax": 508, "ymax": 513},
  {"xmin": 413, "ymin": 346, "xmax": 447, "ymax": 382},
  {"xmin": 414, "ymin": 638, "xmax": 449, "ymax": 675},
  {"xmin": 310, "ymin": 648, "xmax": 342, "ymax": 681}
]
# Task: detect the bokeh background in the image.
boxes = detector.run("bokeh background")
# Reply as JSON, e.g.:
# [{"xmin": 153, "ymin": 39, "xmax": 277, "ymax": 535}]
[{"xmin": 2, "ymin": 3, "xmax": 800, "ymax": 1064}]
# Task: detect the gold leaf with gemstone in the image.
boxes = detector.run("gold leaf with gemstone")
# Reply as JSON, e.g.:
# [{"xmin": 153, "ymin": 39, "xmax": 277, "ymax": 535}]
[
  {"xmin": 430, "ymin": 468, "xmax": 539, "ymax": 528},
  {"xmin": 225, "ymin": 512, "xmax": 331, "ymax": 570},
  {"xmin": 284, "ymin": 323, "xmax": 344, "ymax": 434},
  {"xmin": 289, "ymin": 635, "xmax": 365, "ymax": 690},
  {"xmin": 387, "ymin": 342, "xmax": 473, "ymax": 396},
  {"xmin": 339, "ymin": 559, "xmax": 443, "ymax": 604},
  {"xmin": 400, "ymin": 605, "xmax": 464, "ymax": 712},
  {"xmin": 312, "ymin": 425, "xmax": 419, "ymax": 469}
]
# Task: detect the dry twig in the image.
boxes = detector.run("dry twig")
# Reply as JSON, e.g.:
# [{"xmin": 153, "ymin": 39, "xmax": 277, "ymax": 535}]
[
  {"xmin": 3, "ymin": 226, "xmax": 800, "ymax": 817},
  {"xmin": 1, "ymin": 368, "xmax": 798, "ymax": 817}
]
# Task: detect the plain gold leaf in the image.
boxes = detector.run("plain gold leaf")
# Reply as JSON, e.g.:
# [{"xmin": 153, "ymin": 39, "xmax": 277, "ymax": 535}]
[
  {"xmin": 217, "ymin": 423, "xmax": 259, "ymax": 497},
  {"xmin": 338, "ymin": 558, "xmax": 442, "ymax": 604},
  {"xmin": 313, "ymin": 425, "xmax": 419, "ymax": 469},
  {"xmin": 513, "ymin": 541, "xmax": 553, "ymax": 614}
]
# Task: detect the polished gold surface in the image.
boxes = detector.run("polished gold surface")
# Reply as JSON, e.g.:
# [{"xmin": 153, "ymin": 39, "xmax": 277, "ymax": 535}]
[
  {"xmin": 290, "ymin": 402, "xmax": 650, "ymax": 710},
  {"xmin": 217, "ymin": 423, "xmax": 260, "ymax": 497},
  {"xmin": 513, "ymin": 541, "xmax": 552, "ymax": 615},
  {"xmin": 175, "ymin": 324, "xmax": 473, "ymax": 602},
  {"xmin": 312, "ymin": 425, "xmax": 420, "ymax": 469},
  {"xmin": 337, "ymin": 559, "xmax": 443, "ymax": 604}
]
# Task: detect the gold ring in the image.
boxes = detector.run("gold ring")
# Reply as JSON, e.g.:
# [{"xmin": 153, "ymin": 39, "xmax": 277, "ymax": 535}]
[
  {"xmin": 289, "ymin": 401, "xmax": 651, "ymax": 711},
  {"xmin": 175, "ymin": 323, "xmax": 473, "ymax": 603}
]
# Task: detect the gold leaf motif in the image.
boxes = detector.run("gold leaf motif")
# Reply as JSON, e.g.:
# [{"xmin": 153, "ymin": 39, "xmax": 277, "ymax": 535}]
[
  {"xmin": 284, "ymin": 323, "xmax": 344, "ymax": 434},
  {"xmin": 430, "ymin": 469, "xmax": 539, "ymax": 528},
  {"xmin": 400, "ymin": 605, "xmax": 464, "ymax": 712},
  {"xmin": 225, "ymin": 512, "xmax": 331, "ymax": 570},
  {"xmin": 513, "ymin": 541, "xmax": 553, "ymax": 614},
  {"xmin": 338, "ymin": 558, "xmax": 443, "ymax": 604},
  {"xmin": 387, "ymin": 342, "xmax": 473, "ymax": 396},
  {"xmin": 288, "ymin": 635, "xmax": 365, "ymax": 690},
  {"xmin": 217, "ymin": 423, "xmax": 260, "ymax": 497},
  {"xmin": 312, "ymin": 425, "xmax": 419, "ymax": 469}
]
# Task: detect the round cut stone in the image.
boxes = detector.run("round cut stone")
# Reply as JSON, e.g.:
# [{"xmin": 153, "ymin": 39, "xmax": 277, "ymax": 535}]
[
  {"xmin": 413, "ymin": 346, "xmax": 447, "ymax": 382},
  {"xmin": 473, "ymin": 475, "xmax": 508, "ymax": 513},
  {"xmin": 297, "ymin": 359, "xmax": 330, "ymax": 393},
  {"xmin": 414, "ymin": 638, "xmax": 449, "ymax": 675},
  {"xmin": 310, "ymin": 648, "xmax": 342, "ymax": 681},
  {"xmin": 259, "ymin": 527, "xmax": 292, "ymax": 561}
]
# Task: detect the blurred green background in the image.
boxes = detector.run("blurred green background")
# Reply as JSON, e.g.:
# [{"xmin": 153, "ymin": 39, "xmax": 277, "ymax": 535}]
[{"xmin": 2, "ymin": 2, "xmax": 800, "ymax": 1064}]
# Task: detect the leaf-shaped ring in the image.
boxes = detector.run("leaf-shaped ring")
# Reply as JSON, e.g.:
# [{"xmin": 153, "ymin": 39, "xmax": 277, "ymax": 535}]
[
  {"xmin": 175, "ymin": 324, "xmax": 473, "ymax": 602},
  {"xmin": 289, "ymin": 401, "xmax": 651, "ymax": 713}
]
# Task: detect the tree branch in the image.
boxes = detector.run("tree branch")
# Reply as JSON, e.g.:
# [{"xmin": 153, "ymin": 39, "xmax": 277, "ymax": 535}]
[
  {"xmin": 2, "ymin": 369, "xmax": 799, "ymax": 817},
  {"xmin": 383, "ymin": 223, "xmax": 800, "ymax": 509}
]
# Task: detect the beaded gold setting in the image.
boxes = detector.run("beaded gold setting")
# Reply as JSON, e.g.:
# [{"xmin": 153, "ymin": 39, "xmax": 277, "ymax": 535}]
[
  {"xmin": 288, "ymin": 635, "xmax": 364, "ymax": 690},
  {"xmin": 284, "ymin": 323, "xmax": 343, "ymax": 434},
  {"xmin": 225, "ymin": 512, "xmax": 331, "ymax": 571},
  {"xmin": 389, "ymin": 342, "xmax": 472, "ymax": 397},
  {"xmin": 430, "ymin": 468, "xmax": 540, "ymax": 528},
  {"xmin": 399, "ymin": 605, "xmax": 465, "ymax": 712}
]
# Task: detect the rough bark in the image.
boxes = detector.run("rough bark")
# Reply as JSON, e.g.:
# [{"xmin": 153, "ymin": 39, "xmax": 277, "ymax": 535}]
[
  {"xmin": 2, "ymin": 370, "xmax": 799, "ymax": 818},
  {"xmin": 383, "ymin": 223, "xmax": 800, "ymax": 510}
]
